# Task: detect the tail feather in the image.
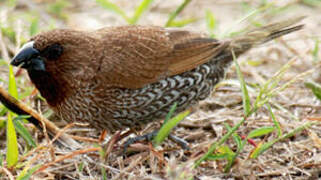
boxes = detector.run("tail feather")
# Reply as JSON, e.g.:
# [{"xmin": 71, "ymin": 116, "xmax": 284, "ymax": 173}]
[
  {"xmin": 230, "ymin": 16, "xmax": 305, "ymax": 49},
  {"xmin": 247, "ymin": 16, "xmax": 305, "ymax": 35},
  {"xmin": 261, "ymin": 24, "xmax": 304, "ymax": 43},
  {"xmin": 213, "ymin": 16, "xmax": 304, "ymax": 66}
]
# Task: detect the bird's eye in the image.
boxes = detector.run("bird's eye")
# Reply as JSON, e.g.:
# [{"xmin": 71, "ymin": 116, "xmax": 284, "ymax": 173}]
[{"xmin": 41, "ymin": 43, "xmax": 63, "ymax": 60}]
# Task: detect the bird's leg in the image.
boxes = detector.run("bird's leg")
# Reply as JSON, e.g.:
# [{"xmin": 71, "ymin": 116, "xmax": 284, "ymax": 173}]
[
  {"xmin": 168, "ymin": 134, "xmax": 190, "ymax": 150},
  {"xmin": 123, "ymin": 130, "xmax": 189, "ymax": 154},
  {"xmin": 123, "ymin": 130, "xmax": 158, "ymax": 154}
]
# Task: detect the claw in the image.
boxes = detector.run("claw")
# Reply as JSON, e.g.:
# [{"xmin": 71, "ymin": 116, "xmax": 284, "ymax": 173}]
[
  {"xmin": 123, "ymin": 130, "xmax": 158, "ymax": 156},
  {"xmin": 123, "ymin": 130, "xmax": 190, "ymax": 156}
]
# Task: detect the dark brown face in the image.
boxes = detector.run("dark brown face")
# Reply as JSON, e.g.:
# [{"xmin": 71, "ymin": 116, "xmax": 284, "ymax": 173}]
[
  {"xmin": 10, "ymin": 29, "xmax": 101, "ymax": 106},
  {"xmin": 11, "ymin": 29, "xmax": 101, "ymax": 83},
  {"xmin": 10, "ymin": 41, "xmax": 63, "ymax": 72}
]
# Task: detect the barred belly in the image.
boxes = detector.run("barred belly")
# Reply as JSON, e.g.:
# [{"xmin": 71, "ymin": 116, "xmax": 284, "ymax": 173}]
[{"xmin": 57, "ymin": 59, "xmax": 228, "ymax": 132}]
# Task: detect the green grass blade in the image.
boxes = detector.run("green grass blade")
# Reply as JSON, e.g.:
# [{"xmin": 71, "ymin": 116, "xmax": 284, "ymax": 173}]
[
  {"xmin": 194, "ymin": 117, "xmax": 246, "ymax": 168},
  {"xmin": 305, "ymin": 81, "xmax": 321, "ymax": 101},
  {"xmin": 0, "ymin": 119, "xmax": 5, "ymax": 129},
  {"xmin": 0, "ymin": 155, "xmax": 3, "ymax": 167},
  {"xmin": 95, "ymin": 0, "xmax": 130, "ymax": 23},
  {"xmin": 266, "ymin": 68, "xmax": 315, "ymax": 100},
  {"xmin": 46, "ymin": 0, "xmax": 70, "ymax": 19},
  {"xmin": 250, "ymin": 122, "xmax": 312, "ymax": 158},
  {"xmin": 224, "ymin": 143, "xmax": 244, "ymax": 173},
  {"xmin": 78, "ymin": 161, "xmax": 84, "ymax": 172},
  {"xmin": 8, "ymin": 66, "xmax": 18, "ymax": 99},
  {"xmin": 224, "ymin": 123, "xmax": 246, "ymax": 172},
  {"xmin": 165, "ymin": 0, "xmax": 192, "ymax": 27},
  {"xmin": 232, "ymin": 50, "xmax": 251, "ymax": 116},
  {"xmin": 224, "ymin": 123, "xmax": 242, "ymax": 150},
  {"xmin": 270, "ymin": 101, "xmax": 299, "ymax": 121},
  {"xmin": 7, "ymin": 0, "xmax": 17, "ymax": 7},
  {"xmin": 302, "ymin": 0, "xmax": 321, "ymax": 8},
  {"xmin": 17, "ymin": 164, "xmax": 41, "ymax": 180},
  {"xmin": 13, "ymin": 117, "xmax": 36, "ymax": 148},
  {"xmin": 205, "ymin": 10, "xmax": 216, "ymax": 37},
  {"xmin": 206, "ymin": 154, "xmax": 228, "ymax": 160},
  {"xmin": 267, "ymin": 104, "xmax": 282, "ymax": 137},
  {"xmin": 130, "ymin": 0, "xmax": 154, "ymax": 24},
  {"xmin": 247, "ymin": 126, "xmax": 275, "ymax": 139},
  {"xmin": 166, "ymin": 18, "xmax": 197, "ymax": 27},
  {"xmin": 260, "ymin": 59, "xmax": 295, "ymax": 96},
  {"xmin": 6, "ymin": 112, "xmax": 18, "ymax": 168},
  {"xmin": 6, "ymin": 65, "xmax": 19, "ymax": 168},
  {"xmin": 312, "ymin": 39, "xmax": 319, "ymax": 61},
  {"xmin": 207, "ymin": 145, "xmax": 235, "ymax": 163},
  {"xmin": 1, "ymin": 27, "xmax": 16, "ymax": 42},
  {"xmin": 221, "ymin": 3, "xmax": 272, "ymax": 37},
  {"xmin": 101, "ymin": 167, "xmax": 107, "ymax": 180},
  {"xmin": 253, "ymin": 59, "xmax": 312, "ymax": 111},
  {"xmin": 153, "ymin": 110, "xmax": 190, "ymax": 147},
  {"xmin": 163, "ymin": 102, "xmax": 177, "ymax": 124},
  {"xmin": 29, "ymin": 17, "xmax": 39, "ymax": 36},
  {"xmin": 217, "ymin": 145, "xmax": 235, "ymax": 157}
]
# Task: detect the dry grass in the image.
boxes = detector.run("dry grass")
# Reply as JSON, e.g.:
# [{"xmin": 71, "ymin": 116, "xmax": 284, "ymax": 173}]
[{"xmin": 0, "ymin": 0, "xmax": 321, "ymax": 179}]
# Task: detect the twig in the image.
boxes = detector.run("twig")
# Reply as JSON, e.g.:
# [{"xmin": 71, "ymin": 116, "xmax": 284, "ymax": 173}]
[
  {"xmin": 1, "ymin": 167, "xmax": 14, "ymax": 180},
  {"xmin": 113, "ymin": 156, "xmax": 143, "ymax": 179},
  {"xmin": 69, "ymin": 135, "xmax": 99, "ymax": 143},
  {"xmin": 0, "ymin": 86, "xmax": 81, "ymax": 149},
  {"xmin": 104, "ymin": 131, "xmax": 121, "ymax": 160},
  {"xmin": 35, "ymin": 147, "xmax": 100, "ymax": 174}
]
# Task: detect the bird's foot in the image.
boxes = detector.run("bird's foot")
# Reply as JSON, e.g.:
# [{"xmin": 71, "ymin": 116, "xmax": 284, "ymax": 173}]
[
  {"xmin": 123, "ymin": 130, "xmax": 189, "ymax": 155},
  {"xmin": 168, "ymin": 134, "xmax": 190, "ymax": 150},
  {"xmin": 123, "ymin": 130, "xmax": 158, "ymax": 155}
]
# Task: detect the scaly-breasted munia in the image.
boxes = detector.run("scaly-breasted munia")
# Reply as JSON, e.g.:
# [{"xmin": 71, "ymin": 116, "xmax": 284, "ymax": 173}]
[{"xmin": 10, "ymin": 17, "xmax": 303, "ymax": 134}]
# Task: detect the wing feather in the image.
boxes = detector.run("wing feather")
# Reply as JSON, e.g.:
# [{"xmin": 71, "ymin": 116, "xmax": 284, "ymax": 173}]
[{"xmin": 96, "ymin": 26, "xmax": 228, "ymax": 89}]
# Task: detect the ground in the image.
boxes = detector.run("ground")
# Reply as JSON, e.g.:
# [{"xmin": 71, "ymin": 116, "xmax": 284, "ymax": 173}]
[{"xmin": 0, "ymin": 0, "xmax": 321, "ymax": 179}]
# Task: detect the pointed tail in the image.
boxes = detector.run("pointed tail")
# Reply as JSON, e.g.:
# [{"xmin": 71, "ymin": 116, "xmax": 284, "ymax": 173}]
[{"xmin": 230, "ymin": 16, "xmax": 304, "ymax": 53}]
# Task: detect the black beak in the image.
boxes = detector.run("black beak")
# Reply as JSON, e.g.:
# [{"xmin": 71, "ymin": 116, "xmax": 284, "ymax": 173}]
[{"xmin": 10, "ymin": 41, "xmax": 45, "ymax": 71}]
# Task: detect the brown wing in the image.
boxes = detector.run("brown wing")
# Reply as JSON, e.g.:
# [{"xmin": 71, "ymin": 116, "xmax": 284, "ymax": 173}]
[{"xmin": 96, "ymin": 26, "xmax": 229, "ymax": 89}]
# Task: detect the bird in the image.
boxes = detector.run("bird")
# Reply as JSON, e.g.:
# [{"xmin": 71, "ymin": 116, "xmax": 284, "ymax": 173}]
[{"xmin": 10, "ymin": 17, "xmax": 303, "ymax": 146}]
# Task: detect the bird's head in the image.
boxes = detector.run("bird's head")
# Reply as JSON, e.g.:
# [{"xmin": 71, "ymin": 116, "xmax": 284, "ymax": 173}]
[
  {"xmin": 11, "ymin": 29, "xmax": 101, "ymax": 80},
  {"xmin": 10, "ymin": 29, "xmax": 102, "ymax": 105}
]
